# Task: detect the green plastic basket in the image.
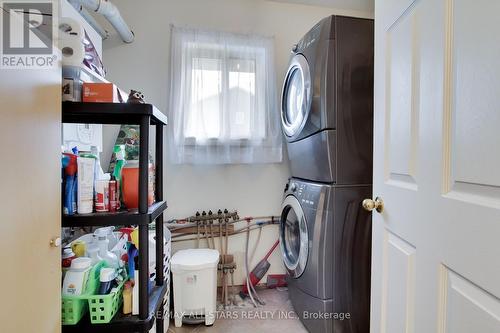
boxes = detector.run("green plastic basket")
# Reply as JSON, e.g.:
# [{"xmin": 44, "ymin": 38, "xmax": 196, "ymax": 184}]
[
  {"xmin": 62, "ymin": 261, "xmax": 107, "ymax": 325},
  {"xmin": 87, "ymin": 279, "xmax": 125, "ymax": 324}
]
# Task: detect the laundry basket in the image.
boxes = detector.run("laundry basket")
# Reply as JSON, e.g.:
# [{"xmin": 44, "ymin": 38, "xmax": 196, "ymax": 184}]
[{"xmin": 171, "ymin": 249, "xmax": 219, "ymax": 328}]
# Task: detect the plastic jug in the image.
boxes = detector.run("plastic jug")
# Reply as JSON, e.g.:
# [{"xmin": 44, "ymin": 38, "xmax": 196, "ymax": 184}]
[{"xmin": 62, "ymin": 257, "xmax": 92, "ymax": 296}]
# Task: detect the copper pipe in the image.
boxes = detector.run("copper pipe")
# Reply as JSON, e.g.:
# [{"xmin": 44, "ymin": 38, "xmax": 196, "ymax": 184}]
[{"xmin": 230, "ymin": 269, "xmax": 235, "ymax": 305}]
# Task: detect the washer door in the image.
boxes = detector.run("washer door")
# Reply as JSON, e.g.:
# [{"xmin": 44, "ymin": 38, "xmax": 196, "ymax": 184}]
[
  {"xmin": 281, "ymin": 54, "xmax": 312, "ymax": 139},
  {"xmin": 279, "ymin": 195, "xmax": 309, "ymax": 278}
]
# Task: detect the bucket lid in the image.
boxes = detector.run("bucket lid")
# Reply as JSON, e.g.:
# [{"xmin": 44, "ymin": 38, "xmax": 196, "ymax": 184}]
[
  {"xmin": 70, "ymin": 257, "xmax": 92, "ymax": 270},
  {"xmin": 171, "ymin": 249, "xmax": 219, "ymax": 272}
]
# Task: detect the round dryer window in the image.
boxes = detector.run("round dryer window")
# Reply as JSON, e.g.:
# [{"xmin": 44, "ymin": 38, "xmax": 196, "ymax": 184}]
[
  {"xmin": 281, "ymin": 54, "xmax": 311, "ymax": 139},
  {"xmin": 279, "ymin": 195, "xmax": 309, "ymax": 278}
]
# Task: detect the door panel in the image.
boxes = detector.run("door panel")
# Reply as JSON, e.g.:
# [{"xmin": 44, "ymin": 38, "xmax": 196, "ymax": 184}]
[
  {"xmin": 444, "ymin": 0, "xmax": 500, "ymax": 206},
  {"xmin": 0, "ymin": 71, "xmax": 61, "ymax": 331},
  {"xmin": 373, "ymin": 0, "xmax": 500, "ymax": 332},
  {"xmin": 385, "ymin": 4, "xmax": 419, "ymax": 190},
  {"xmin": 381, "ymin": 232, "xmax": 415, "ymax": 333},
  {"xmin": 441, "ymin": 268, "xmax": 500, "ymax": 333}
]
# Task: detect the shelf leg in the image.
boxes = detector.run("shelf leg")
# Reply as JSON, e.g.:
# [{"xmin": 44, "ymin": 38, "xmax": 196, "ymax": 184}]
[
  {"xmin": 139, "ymin": 115, "xmax": 150, "ymax": 214},
  {"xmin": 155, "ymin": 123, "xmax": 164, "ymax": 286},
  {"xmin": 139, "ymin": 115, "xmax": 150, "ymax": 320},
  {"xmin": 139, "ymin": 224, "xmax": 149, "ymax": 320}
]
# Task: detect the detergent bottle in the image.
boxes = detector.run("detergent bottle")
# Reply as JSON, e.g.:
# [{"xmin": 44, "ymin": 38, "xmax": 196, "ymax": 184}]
[{"xmin": 94, "ymin": 228, "xmax": 119, "ymax": 268}]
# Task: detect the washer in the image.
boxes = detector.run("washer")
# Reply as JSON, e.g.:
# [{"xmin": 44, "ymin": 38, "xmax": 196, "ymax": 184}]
[
  {"xmin": 280, "ymin": 178, "xmax": 372, "ymax": 333},
  {"xmin": 281, "ymin": 15, "xmax": 374, "ymax": 184}
]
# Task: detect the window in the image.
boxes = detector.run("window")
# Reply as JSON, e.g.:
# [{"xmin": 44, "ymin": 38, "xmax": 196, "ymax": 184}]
[{"xmin": 169, "ymin": 27, "xmax": 282, "ymax": 164}]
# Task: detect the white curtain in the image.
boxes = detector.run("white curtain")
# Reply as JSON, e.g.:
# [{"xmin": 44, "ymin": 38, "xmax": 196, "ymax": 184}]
[{"xmin": 168, "ymin": 26, "xmax": 282, "ymax": 164}]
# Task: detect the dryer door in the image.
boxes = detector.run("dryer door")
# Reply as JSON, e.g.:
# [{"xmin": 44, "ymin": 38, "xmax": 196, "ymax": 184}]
[
  {"xmin": 279, "ymin": 195, "xmax": 309, "ymax": 278},
  {"xmin": 281, "ymin": 54, "xmax": 312, "ymax": 140}
]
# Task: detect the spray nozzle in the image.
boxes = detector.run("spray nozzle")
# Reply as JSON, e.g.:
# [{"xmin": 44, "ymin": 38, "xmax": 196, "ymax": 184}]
[{"xmin": 94, "ymin": 226, "xmax": 115, "ymax": 239}]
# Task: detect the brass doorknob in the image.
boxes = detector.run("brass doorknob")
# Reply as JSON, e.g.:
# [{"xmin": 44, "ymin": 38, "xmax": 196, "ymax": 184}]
[
  {"xmin": 50, "ymin": 237, "xmax": 61, "ymax": 248},
  {"xmin": 362, "ymin": 197, "xmax": 384, "ymax": 213}
]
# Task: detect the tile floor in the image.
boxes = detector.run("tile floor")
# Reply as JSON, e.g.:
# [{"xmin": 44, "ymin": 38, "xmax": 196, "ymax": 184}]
[{"xmin": 167, "ymin": 288, "xmax": 307, "ymax": 333}]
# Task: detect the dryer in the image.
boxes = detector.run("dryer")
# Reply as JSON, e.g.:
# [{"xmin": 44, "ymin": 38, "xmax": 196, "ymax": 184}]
[
  {"xmin": 281, "ymin": 15, "xmax": 374, "ymax": 184},
  {"xmin": 280, "ymin": 178, "xmax": 372, "ymax": 333}
]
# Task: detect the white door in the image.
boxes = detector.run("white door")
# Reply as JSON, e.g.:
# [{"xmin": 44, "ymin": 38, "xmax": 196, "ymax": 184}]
[
  {"xmin": 370, "ymin": 0, "xmax": 500, "ymax": 332},
  {"xmin": 0, "ymin": 3, "xmax": 61, "ymax": 332}
]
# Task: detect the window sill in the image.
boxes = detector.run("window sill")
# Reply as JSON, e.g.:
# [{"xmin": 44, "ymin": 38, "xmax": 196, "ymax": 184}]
[{"xmin": 183, "ymin": 137, "xmax": 267, "ymax": 147}]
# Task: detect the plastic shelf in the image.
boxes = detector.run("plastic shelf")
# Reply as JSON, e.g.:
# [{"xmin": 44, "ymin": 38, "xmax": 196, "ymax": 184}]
[
  {"xmin": 62, "ymin": 101, "xmax": 168, "ymax": 125},
  {"xmin": 62, "ymin": 201, "xmax": 167, "ymax": 227}
]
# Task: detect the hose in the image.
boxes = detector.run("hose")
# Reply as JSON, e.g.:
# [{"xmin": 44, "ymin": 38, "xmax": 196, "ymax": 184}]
[
  {"xmin": 204, "ymin": 222, "xmax": 210, "ymax": 248},
  {"xmin": 245, "ymin": 222, "xmax": 258, "ymax": 308},
  {"xmin": 230, "ymin": 269, "xmax": 235, "ymax": 305},
  {"xmin": 196, "ymin": 221, "xmax": 200, "ymax": 248},
  {"xmin": 224, "ymin": 269, "xmax": 228, "ymax": 308},
  {"xmin": 248, "ymin": 225, "xmax": 265, "ymax": 306},
  {"xmin": 250, "ymin": 225, "xmax": 263, "ymax": 262},
  {"xmin": 209, "ymin": 220, "xmax": 215, "ymax": 249},
  {"xmin": 219, "ymin": 217, "xmax": 223, "ymax": 252},
  {"xmin": 224, "ymin": 219, "xmax": 229, "ymax": 262},
  {"xmin": 221, "ymin": 268, "xmax": 226, "ymax": 308}
]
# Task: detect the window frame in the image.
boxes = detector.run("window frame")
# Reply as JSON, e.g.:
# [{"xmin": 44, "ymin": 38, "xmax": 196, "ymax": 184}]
[{"xmin": 181, "ymin": 41, "xmax": 271, "ymax": 147}]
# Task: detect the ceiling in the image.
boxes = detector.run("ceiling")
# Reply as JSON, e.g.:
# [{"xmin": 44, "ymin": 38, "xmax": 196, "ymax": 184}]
[{"xmin": 268, "ymin": 0, "xmax": 374, "ymax": 12}]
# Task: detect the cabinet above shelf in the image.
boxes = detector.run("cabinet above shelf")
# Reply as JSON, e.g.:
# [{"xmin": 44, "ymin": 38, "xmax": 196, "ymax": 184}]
[
  {"xmin": 62, "ymin": 102, "xmax": 168, "ymax": 125},
  {"xmin": 62, "ymin": 201, "xmax": 167, "ymax": 227}
]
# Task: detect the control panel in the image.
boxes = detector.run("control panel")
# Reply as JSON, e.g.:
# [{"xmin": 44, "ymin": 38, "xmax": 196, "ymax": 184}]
[
  {"xmin": 295, "ymin": 21, "xmax": 321, "ymax": 53},
  {"xmin": 285, "ymin": 179, "xmax": 321, "ymax": 209}
]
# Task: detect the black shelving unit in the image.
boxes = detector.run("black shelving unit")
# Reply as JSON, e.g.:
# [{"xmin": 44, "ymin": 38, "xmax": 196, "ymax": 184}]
[{"xmin": 62, "ymin": 102, "xmax": 168, "ymax": 333}]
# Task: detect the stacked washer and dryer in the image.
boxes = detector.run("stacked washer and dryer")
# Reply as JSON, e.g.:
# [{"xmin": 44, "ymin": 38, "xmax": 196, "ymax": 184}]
[{"xmin": 278, "ymin": 16, "xmax": 374, "ymax": 333}]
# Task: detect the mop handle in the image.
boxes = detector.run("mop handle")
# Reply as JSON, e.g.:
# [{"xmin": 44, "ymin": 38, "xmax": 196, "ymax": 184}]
[{"xmin": 263, "ymin": 240, "xmax": 280, "ymax": 261}]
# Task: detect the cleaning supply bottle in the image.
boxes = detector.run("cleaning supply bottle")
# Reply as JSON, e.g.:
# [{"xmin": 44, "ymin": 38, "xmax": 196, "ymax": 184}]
[
  {"xmin": 98, "ymin": 268, "xmax": 117, "ymax": 295},
  {"xmin": 87, "ymin": 245, "xmax": 102, "ymax": 265},
  {"xmin": 76, "ymin": 155, "xmax": 95, "ymax": 214},
  {"xmin": 94, "ymin": 226, "xmax": 118, "ymax": 249},
  {"xmin": 62, "ymin": 257, "xmax": 92, "ymax": 296},
  {"xmin": 94, "ymin": 228, "xmax": 119, "ymax": 268},
  {"xmin": 112, "ymin": 145, "xmax": 126, "ymax": 209},
  {"xmin": 63, "ymin": 152, "xmax": 78, "ymax": 215},
  {"xmin": 90, "ymin": 145, "xmax": 105, "ymax": 181},
  {"xmin": 122, "ymin": 281, "xmax": 133, "ymax": 314}
]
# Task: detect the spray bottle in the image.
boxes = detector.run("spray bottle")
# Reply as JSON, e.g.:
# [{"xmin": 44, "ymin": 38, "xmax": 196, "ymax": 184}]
[
  {"xmin": 91, "ymin": 145, "xmax": 106, "ymax": 183},
  {"xmin": 94, "ymin": 228, "xmax": 119, "ymax": 268},
  {"xmin": 112, "ymin": 145, "xmax": 126, "ymax": 209}
]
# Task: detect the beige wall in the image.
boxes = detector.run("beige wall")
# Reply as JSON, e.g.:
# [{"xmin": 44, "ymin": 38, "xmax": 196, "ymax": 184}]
[{"xmin": 100, "ymin": 0, "xmax": 372, "ymax": 284}]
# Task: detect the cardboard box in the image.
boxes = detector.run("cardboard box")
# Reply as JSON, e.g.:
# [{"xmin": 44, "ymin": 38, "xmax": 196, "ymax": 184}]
[{"xmin": 82, "ymin": 82, "xmax": 126, "ymax": 103}]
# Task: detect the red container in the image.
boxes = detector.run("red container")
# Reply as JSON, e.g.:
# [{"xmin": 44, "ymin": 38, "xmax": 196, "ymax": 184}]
[
  {"xmin": 121, "ymin": 160, "xmax": 154, "ymax": 210},
  {"xmin": 109, "ymin": 179, "xmax": 118, "ymax": 212}
]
